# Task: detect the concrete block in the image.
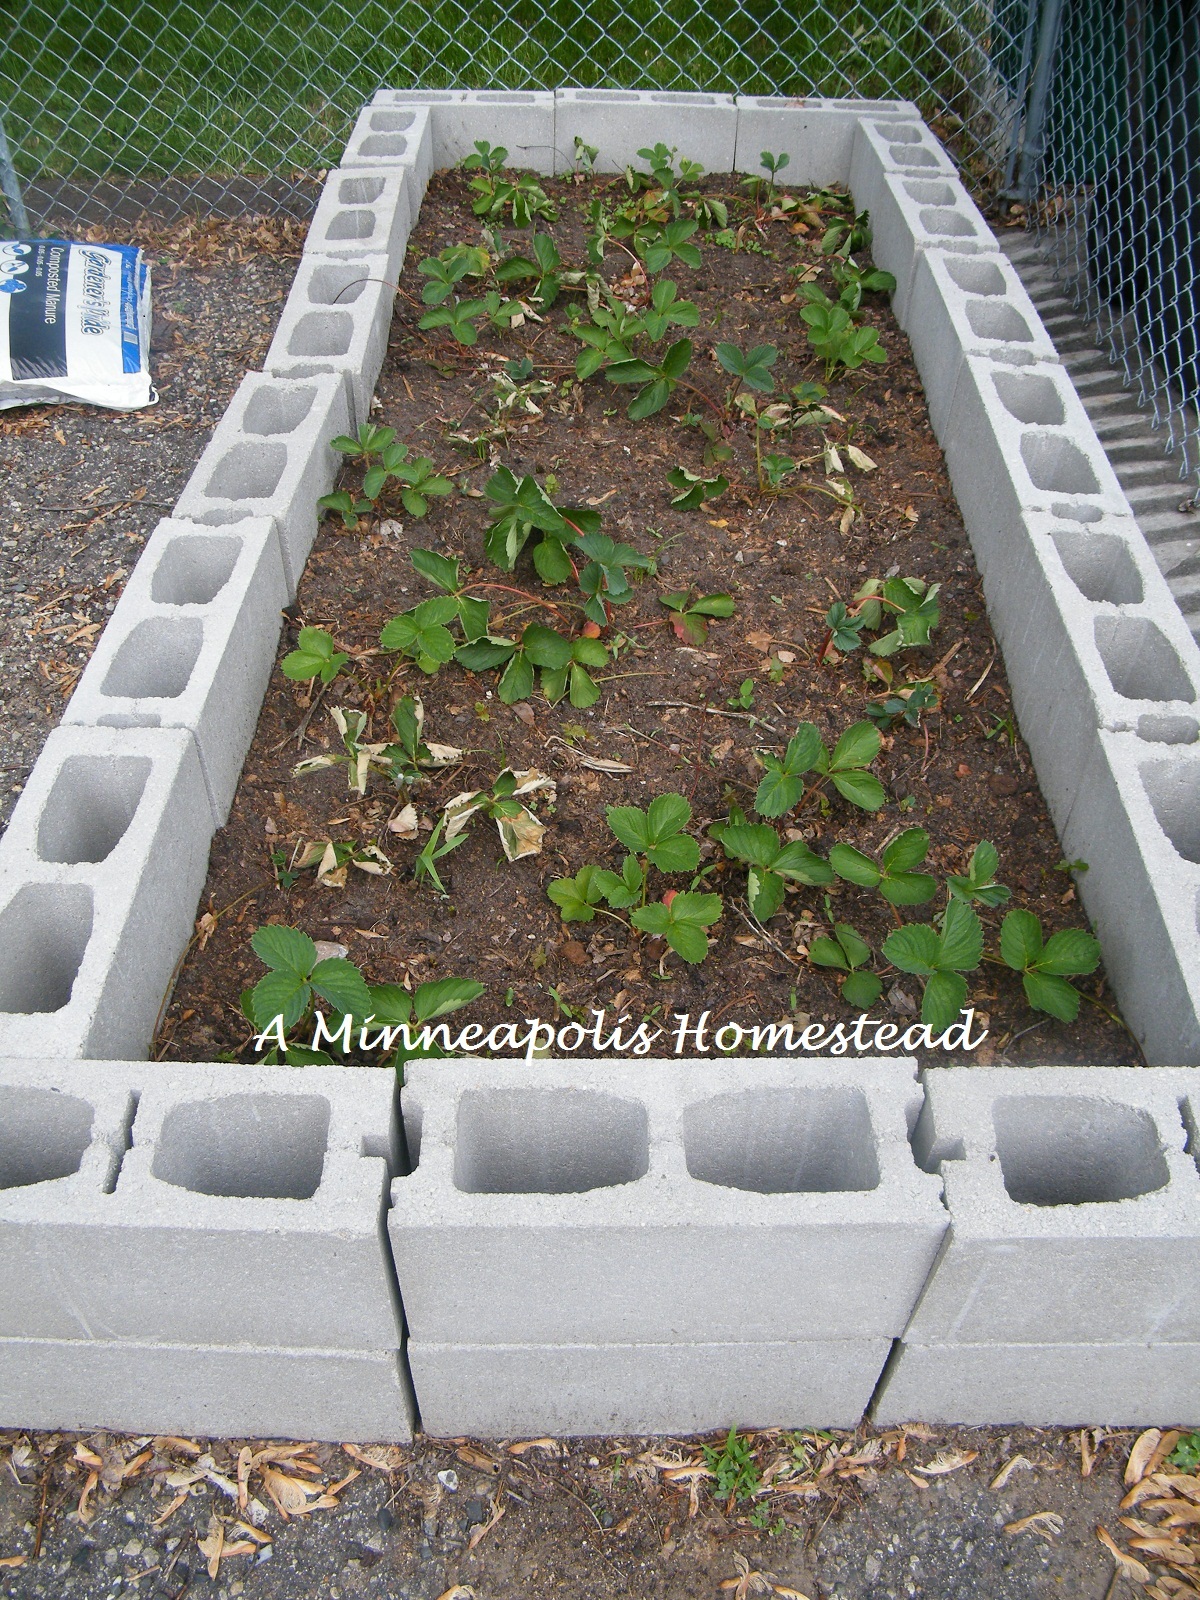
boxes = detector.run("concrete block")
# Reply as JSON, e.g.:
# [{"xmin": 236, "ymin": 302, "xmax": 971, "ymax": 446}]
[
  {"xmin": 904, "ymin": 249, "xmax": 1060, "ymax": 439},
  {"xmin": 873, "ymin": 1340, "xmax": 1200, "ymax": 1427},
  {"xmin": 862, "ymin": 169, "xmax": 999, "ymax": 321},
  {"xmin": 734, "ymin": 97, "xmax": 920, "ymax": 188},
  {"xmin": 410, "ymin": 1337, "xmax": 890, "ymax": 1437},
  {"xmin": 61, "ymin": 517, "xmax": 287, "ymax": 824},
  {"xmin": 942, "ymin": 357, "xmax": 1134, "ymax": 580},
  {"xmin": 849, "ymin": 114, "xmax": 958, "ymax": 199},
  {"xmin": 305, "ymin": 166, "xmax": 412, "ymax": 286},
  {"xmin": 0, "ymin": 729, "xmax": 212, "ymax": 1060},
  {"xmin": 374, "ymin": 88, "xmax": 557, "ymax": 174},
  {"xmin": 391, "ymin": 1058, "xmax": 945, "ymax": 1345},
  {"xmin": 0, "ymin": 1060, "xmax": 404, "ymax": 1351},
  {"xmin": 906, "ymin": 1066, "xmax": 1200, "ymax": 1343},
  {"xmin": 173, "ymin": 371, "xmax": 351, "ymax": 597},
  {"xmin": 340, "ymin": 103, "xmax": 434, "ymax": 198},
  {"xmin": 0, "ymin": 1336, "xmax": 413, "ymax": 1442},
  {"xmin": 1060, "ymin": 730, "xmax": 1200, "ymax": 1064},
  {"xmin": 264, "ymin": 253, "xmax": 395, "ymax": 431},
  {"xmin": 553, "ymin": 88, "xmax": 738, "ymax": 175},
  {"xmin": 971, "ymin": 506, "xmax": 1200, "ymax": 831}
]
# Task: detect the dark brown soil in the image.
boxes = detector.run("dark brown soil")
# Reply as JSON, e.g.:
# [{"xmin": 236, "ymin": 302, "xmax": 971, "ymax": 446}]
[{"xmin": 158, "ymin": 172, "xmax": 1140, "ymax": 1070}]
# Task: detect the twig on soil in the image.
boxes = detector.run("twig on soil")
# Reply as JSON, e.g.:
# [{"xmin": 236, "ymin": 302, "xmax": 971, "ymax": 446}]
[
  {"xmin": 730, "ymin": 900, "xmax": 801, "ymax": 968},
  {"xmin": 646, "ymin": 700, "xmax": 778, "ymax": 732}
]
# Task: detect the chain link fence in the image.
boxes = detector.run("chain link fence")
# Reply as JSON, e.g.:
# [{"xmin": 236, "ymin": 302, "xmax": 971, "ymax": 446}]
[
  {"xmin": 0, "ymin": 0, "xmax": 1196, "ymax": 487},
  {"xmin": 1028, "ymin": 0, "xmax": 1199, "ymax": 493}
]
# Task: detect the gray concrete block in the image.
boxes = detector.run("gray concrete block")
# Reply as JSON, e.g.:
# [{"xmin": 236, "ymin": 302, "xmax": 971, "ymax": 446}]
[
  {"xmin": 970, "ymin": 506, "xmax": 1200, "ymax": 832},
  {"xmin": 1060, "ymin": 730, "xmax": 1200, "ymax": 1064},
  {"xmin": 340, "ymin": 103, "xmax": 434, "ymax": 197},
  {"xmin": 391, "ymin": 1058, "xmax": 945, "ymax": 1346},
  {"xmin": 374, "ymin": 88, "xmax": 557, "ymax": 174},
  {"xmin": 943, "ymin": 357, "xmax": 1134, "ymax": 578},
  {"xmin": 61, "ymin": 517, "xmax": 287, "ymax": 824},
  {"xmin": 409, "ymin": 1337, "xmax": 890, "ymax": 1436},
  {"xmin": 553, "ymin": 88, "xmax": 738, "ymax": 175},
  {"xmin": 848, "ymin": 114, "xmax": 958, "ymax": 200},
  {"xmin": 172, "ymin": 371, "xmax": 351, "ymax": 597},
  {"xmin": 0, "ymin": 1060, "xmax": 404, "ymax": 1351},
  {"xmin": 0, "ymin": 729, "xmax": 212, "ymax": 1061},
  {"xmin": 733, "ymin": 97, "xmax": 920, "ymax": 187},
  {"xmin": 264, "ymin": 253, "xmax": 395, "ymax": 432},
  {"xmin": 0, "ymin": 1336, "xmax": 414, "ymax": 1442},
  {"xmin": 305, "ymin": 166, "xmax": 413, "ymax": 286},
  {"xmin": 861, "ymin": 169, "xmax": 999, "ymax": 321},
  {"xmin": 906, "ymin": 1066, "xmax": 1200, "ymax": 1343},
  {"xmin": 904, "ymin": 249, "xmax": 1060, "ymax": 439},
  {"xmin": 873, "ymin": 1340, "xmax": 1200, "ymax": 1427}
]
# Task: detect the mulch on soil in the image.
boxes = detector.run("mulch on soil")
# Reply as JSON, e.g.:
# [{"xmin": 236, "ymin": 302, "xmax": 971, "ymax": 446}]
[
  {"xmin": 0, "ymin": 215, "xmax": 304, "ymax": 831},
  {"xmin": 158, "ymin": 170, "xmax": 1140, "ymax": 1069}
]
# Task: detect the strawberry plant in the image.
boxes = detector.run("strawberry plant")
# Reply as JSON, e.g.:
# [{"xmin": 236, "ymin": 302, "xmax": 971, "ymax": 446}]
[
  {"xmin": 948, "ymin": 840, "xmax": 1011, "ymax": 907},
  {"xmin": 482, "ymin": 465, "xmax": 599, "ymax": 577},
  {"xmin": 800, "ymin": 300, "xmax": 887, "ymax": 379},
  {"xmin": 281, "ymin": 626, "xmax": 348, "ymax": 685},
  {"xmin": 667, "ymin": 466, "xmax": 729, "ymax": 510},
  {"xmin": 574, "ymin": 532, "xmax": 654, "ymax": 625},
  {"xmin": 829, "ymin": 827, "xmax": 937, "ymax": 905},
  {"xmin": 807, "ymin": 918, "xmax": 883, "ymax": 1009},
  {"xmin": 881, "ymin": 898, "xmax": 984, "ymax": 1031},
  {"xmin": 658, "ymin": 588, "xmax": 735, "ymax": 644},
  {"xmin": 242, "ymin": 924, "xmax": 372, "ymax": 1059},
  {"xmin": 605, "ymin": 336, "xmax": 694, "ymax": 419},
  {"xmin": 715, "ymin": 821, "xmax": 833, "ymax": 920},
  {"xmin": 418, "ymin": 245, "xmax": 489, "ymax": 304},
  {"xmin": 408, "ymin": 547, "xmax": 490, "ymax": 641},
  {"xmin": 632, "ymin": 890, "xmax": 722, "ymax": 964},
  {"xmin": 715, "ymin": 341, "xmax": 778, "ymax": 398},
  {"xmin": 999, "ymin": 910, "xmax": 1101, "ymax": 1022},
  {"xmin": 455, "ymin": 622, "xmax": 573, "ymax": 704},
  {"xmin": 443, "ymin": 768, "xmax": 556, "ymax": 862},
  {"xmin": 541, "ymin": 632, "xmax": 611, "ymax": 708},
  {"xmin": 380, "ymin": 596, "xmax": 460, "ymax": 674},
  {"xmin": 754, "ymin": 721, "xmax": 885, "ymax": 816}
]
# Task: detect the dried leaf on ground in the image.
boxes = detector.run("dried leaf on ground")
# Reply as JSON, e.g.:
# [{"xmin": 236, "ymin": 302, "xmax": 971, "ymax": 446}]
[
  {"xmin": 467, "ymin": 1500, "xmax": 505, "ymax": 1550},
  {"xmin": 341, "ymin": 1443, "xmax": 407, "ymax": 1475},
  {"xmin": 434, "ymin": 1587, "xmax": 477, "ymax": 1600},
  {"xmin": 1004, "ymin": 1511, "xmax": 1064, "ymax": 1539},
  {"xmin": 197, "ymin": 1515, "xmax": 225, "ymax": 1579},
  {"xmin": 1097, "ymin": 1524, "xmax": 1153, "ymax": 1583},
  {"xmin": 991, "ymin": 1455, "xmax": 1035, "ymax": 1490},
  {"xmin": 913, "ymin": 1449, "xmax": 978, "ymax": 1476},
  {"xmin": 1128, "ymin": 1431, "xmax": 1165, "ymax": 1487}
]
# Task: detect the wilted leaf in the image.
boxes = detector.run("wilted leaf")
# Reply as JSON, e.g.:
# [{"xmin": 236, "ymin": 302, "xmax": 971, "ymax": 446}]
[
  {"xmin": 388, "ymin": 803, "xmax": 420, "ymax": 838},
  {"xmin": 913, "ymin": 1449, "xmax": 978, "ymax": 1476},
  {"xmin": 1096, "ymin": 1525, "xmax": 1152, "ymax": 1583},
  {"xmin": 991, "ymin": 1455, "xmax": 1034, "ymax": 1490},
  {"xmin": 1004, "ymin": 1511, "xmax": 1063, "ymax": 1540},
  {"xmin": 198, "ymin": 1515, "xmax": 225, "ymax": 1579},
  {"xmin": 1128, "ymin": 1431, "xmax": 1164, "ymax": 1487}
]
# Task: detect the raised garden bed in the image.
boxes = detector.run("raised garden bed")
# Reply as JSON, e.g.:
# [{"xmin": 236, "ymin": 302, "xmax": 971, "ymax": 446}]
[{"xmin": 155, "ymin": 154, "xmax": 1138, "ymax": 1070}]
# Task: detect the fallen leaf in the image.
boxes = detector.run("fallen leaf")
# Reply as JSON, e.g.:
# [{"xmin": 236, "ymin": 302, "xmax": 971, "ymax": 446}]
[
  {"xmin": 467, "ymin": 1500, "xmax": 505, "ymax": 1550},
  {"xmin": 991, "ymin": 1455, "xmax": 1035, "ymax": 1490},
  {"xmin": 260, "ymin": 1466, "xmax": 326, "ymax": 1519},
  {"xmin": 435, "ymin": 1587, "xmax": 477, "ymax": 1599},
  {"xmin": 496, "ymin": 804, "xmax": 546, "ymax": 861},
  {"xmin": 152, "ymin": 1490, "xmax": 191, "ymax": 1527},
  {"xmin": 1004, "ymin": 1511, "xmax": 1064, "ymax": 1540},
  {"xmin": 1097, "ymin": 1525, "xmax": 1152, "ymax": 1584},
  {"xmin": 388, "ymin": 803, "xmax": 420, "ymax": 839},
  {"xmin": 745, "ymin": 630, "xmax": 774, "ymax": 653},
  {"xmin": 198, "ymin": 1515, "xmax": 225, "ymax": 1580},
  {"xmin": 711, "ymin": 737, "xmax": 734, "ymax": 761},
  {"xmin": 507, "ymin": 1438, "xmax": 559, "ymax": 1456},
  {"xmin": 1129, "ymin": 1537, "xmax": 1197, "ymax": 1564},
  {"xmin": 1128, "ymin": 1431, "xmax": 1164, "ymax": 1487},
  {"xmin": 340, "ymin": 1444, "xmax": 407, "ymax": 1475},
  {"xmin": 913, "ymin": 1449, "xmax": 978, "ymax": 1476},
  {"xmin": 0, "ymin": 1555, "xmax": 27, "ymax": 1569}
]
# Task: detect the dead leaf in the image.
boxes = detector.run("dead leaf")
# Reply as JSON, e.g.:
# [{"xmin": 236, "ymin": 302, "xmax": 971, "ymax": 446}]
[
  {"xmin": 745, "ymin": 630, "xmax": 774, "ymax": 653},
  {"xmin": 1097, "ymin": 1525, "xmax": 1152, "ymax": 1584},
  {"xmin": 435, "ymin": 1587, "xmax": 477, "ymax": 1600},
  {"xmin": 711, "ymin": 737, "xmax": 734, "ymax": 761},
  {"xmin": 456, "ymin": 1445, "xmax": 501, "ymax": 1475},
  {"xmin": 507, "ymin": 1438, "xmax": 559, "ymax": 1456},
  {"xmin": 1129, "ymin": 1538, "xmax": 1197, "ymax": 1564},
  {"xmin": 775, "ymin": 649, "xmax": 796, "ymax": 664},
  {"xmin": 260, "ymin": 1466, "xmax": 326, "ymax": 1519},
  {"xmin": 237, "ymin": 1445, "xmax": 252, "ymax": 1513},
  {"xmin": 198, "ymin": 1515, "xmax": 225, "ymax": 1579},
  {"xmin": 1004, "ymin": 1511, "xmax": 1064, "ymax": 1540},
  {"xmin": 0, "ymin": 1555, "xmax": 28, "ymax": 1569},
  {"xmin": 388, "ymin": 803, "xmax": 420, "ymax": 839},
  {"xmin": 576, "ymin": 754, "xmax": 632, "ymax": 774},
  {"xmin": 496, "ymin": 804, "xmax": 546, "ymax": 861},
  {"xmin": 341, "ymin": 1443, "xmax": 407, "ymax": 1475},
  {"xmin": 152, "ymin": 1490, "xmax": 190, "ymax": 1527},
  {"xmin": 467, "ymin": 1500, "xmax": 505, "ymax": 1550},
  {"xmin": 913, "ymin": 1449, "xmax": 978, "ymax": 1476},
  {"xmin": 1128, "ymin": 1431, "xmax": 1165, "ymax": 1487},
  {"xmin": 194, "ymin": 911, "xmax": 218, "ymax": 951},
  {"xmin": 991, "ymin": 1455, "xmax": 1034, "ymax": 1490},
  {"xmin": 772, "ymin": 1588, "xmax": 814, "ymax": 1599}
]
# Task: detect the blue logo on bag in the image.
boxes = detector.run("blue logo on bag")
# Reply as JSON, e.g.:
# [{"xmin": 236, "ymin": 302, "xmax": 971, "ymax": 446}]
[{"xmin": 0, "ymin": 243, "xmax": 31, "ymax": 293}]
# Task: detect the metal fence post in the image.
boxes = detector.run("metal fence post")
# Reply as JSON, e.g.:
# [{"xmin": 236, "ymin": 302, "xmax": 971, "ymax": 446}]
[
  {"xmin": 0, "ymin": 110, "xmax": 30, "ymax": 235},
  {"xmin": 1013, "ymin": 0, "xmax": 1067, "ymax": 202}
]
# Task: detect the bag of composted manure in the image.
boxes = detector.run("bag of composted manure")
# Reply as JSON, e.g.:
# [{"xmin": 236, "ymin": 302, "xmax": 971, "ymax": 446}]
[{"xmin": 0, "ymin": 238, "xmax": 154, "ymax": 410}]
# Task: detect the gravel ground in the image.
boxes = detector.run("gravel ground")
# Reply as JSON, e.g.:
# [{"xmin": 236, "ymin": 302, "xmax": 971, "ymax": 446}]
[
  {"xmin": 0, "ymin": 216, "xmax": 303, "ymax": 831},
  {"xmin": 0, "ymin": 1424, "xmax": 1154, "ymax": 1600}
]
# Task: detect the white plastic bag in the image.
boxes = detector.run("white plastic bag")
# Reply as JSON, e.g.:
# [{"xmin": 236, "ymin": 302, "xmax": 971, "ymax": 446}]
[{"xmin": 0, "ymin": 238, "xmax": 154, "ymax": 410}]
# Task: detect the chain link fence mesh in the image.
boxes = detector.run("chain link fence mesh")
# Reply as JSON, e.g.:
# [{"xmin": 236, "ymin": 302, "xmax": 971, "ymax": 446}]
[
  {"xmin": 0, "ymin": 0, "xmax": 1195, "ymax": 487},
  {"xmin": 1029, "ymin": 0, "xmax": 1199, "ymax": 493}
]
